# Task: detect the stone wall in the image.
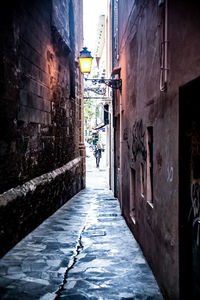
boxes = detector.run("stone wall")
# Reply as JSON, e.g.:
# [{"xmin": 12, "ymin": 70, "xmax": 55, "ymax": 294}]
[
  {"xmin": 0, "ymin": 157, "xmax": 83, "ymax": 257},
  {"xmin": 0, "ymin": 0, "xmax": 84, "ymax": 256}
]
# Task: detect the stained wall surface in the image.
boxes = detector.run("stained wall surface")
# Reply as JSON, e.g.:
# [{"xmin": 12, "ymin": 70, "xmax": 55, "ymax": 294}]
[
  {"xmin": 116, "ymin": 0, "xmax": 200, "ymax": 298},
  {"xmin": 0, "ymin": 0, "xmax": 84, "ymax": 257}
]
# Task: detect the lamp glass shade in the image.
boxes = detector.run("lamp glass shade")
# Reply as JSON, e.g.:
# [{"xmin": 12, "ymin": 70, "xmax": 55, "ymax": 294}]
[
  {"xmin": 79, "ymin": 57, "xmax": 93, "ymax": 73},
  {"xmin": 79, "ymin": 47, "xmax": 93, "ymax": 73}
]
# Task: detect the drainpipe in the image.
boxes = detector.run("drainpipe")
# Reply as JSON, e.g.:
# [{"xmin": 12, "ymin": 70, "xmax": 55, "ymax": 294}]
[
  {"xmin": 159, "ymin": 0, "xmax": 168, "ymax": 91},
  {"xmin": 119, "ymin": 93, "xmax": 123, "ymax": 212},
  {"xmin": 111, "ymin": 66, "xmax": 122, "ymax": 199},
  {"xmin": 113, "ymin": 91, "xmax": 117, "ymax": 197},
  {"xmin": 164, "ymin": 0, "xmax": 168, "ymax": 84},
  {"xmin": 112, "ymin": 0, "xmax": 117, "ymax": 196},
  {"xmin": 109, "ymin": 110, "xmax": 111, "ymax": 189}
]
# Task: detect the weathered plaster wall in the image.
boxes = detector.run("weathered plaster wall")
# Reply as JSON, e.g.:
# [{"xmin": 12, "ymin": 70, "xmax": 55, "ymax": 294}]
[
  {"xmin": 117, "ymin": 0, "xmax": 200, "ymax": 299},
  {"xmin": 0, "ymin": 0, "xmax": 84, "ymax": 256}
]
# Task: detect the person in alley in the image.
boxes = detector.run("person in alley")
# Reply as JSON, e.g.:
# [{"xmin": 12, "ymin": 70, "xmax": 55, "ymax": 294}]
[{"xmin": 94, "ymin": 143, "xmax": 102, "ymax": 168}]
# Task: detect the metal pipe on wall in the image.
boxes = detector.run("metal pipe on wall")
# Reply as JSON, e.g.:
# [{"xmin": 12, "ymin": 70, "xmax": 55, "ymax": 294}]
[
  {"xmin": 119, "ymin": 93, "xmax": 123, "ymax": 212},
  {"xmin": 160, "ymin": 0, "xmax": 168, "ymax": 92}
]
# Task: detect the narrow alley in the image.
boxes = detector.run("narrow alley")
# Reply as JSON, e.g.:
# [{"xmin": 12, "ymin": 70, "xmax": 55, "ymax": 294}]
[
  {"xmin": 1, "ymin": 0, "xmax": 200, "ymax": 298},
  {"xmin": 0, "ymin": 150, "xmax": 163, "ymax": 299}
]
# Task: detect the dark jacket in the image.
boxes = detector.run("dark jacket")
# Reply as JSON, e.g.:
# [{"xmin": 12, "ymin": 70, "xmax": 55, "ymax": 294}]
[{"xmin": 95, "ymin": 148, "xmax": 102, "ymax": 158}]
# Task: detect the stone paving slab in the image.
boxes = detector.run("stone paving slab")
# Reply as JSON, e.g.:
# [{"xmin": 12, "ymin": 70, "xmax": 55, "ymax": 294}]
[{"xmin": 0, "ymin": 151, "xmax": 163, "ymax": 299}]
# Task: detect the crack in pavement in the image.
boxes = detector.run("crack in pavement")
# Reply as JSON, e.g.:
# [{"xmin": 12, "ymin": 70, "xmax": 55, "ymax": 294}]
[
  {"xmin": 53, "ymin": 197, "xmax": 98, "ymax": 299},
  {"xmin": 54, "ymin": 225, "xmax": 86, "ymax": 300}
]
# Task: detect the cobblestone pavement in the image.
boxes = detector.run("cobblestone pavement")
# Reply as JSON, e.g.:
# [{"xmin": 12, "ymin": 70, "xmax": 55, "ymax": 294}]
[{"xmin": 0, "ymin": 148, "xmax": 163, "ymax": 299}]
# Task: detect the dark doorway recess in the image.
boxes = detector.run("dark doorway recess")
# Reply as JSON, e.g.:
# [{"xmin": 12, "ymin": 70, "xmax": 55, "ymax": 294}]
[{"xmin": 179, "ymin": 76, "xmax": 200, "ymax": 299}]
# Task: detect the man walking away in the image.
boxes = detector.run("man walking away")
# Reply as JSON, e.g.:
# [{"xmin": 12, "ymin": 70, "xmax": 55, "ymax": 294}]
[{"xmin": 94, "ymin": 143, "xmax": 102, "ymax": 168}]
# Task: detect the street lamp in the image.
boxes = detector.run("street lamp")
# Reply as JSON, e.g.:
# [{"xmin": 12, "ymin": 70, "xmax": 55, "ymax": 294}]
[
  {"xmin": 79, "ymin": 47, "xmax": 122, "ymax": 90},
  {"xmin": 79, "ymin": 47, "xmax": 93, "ymax": 73}
]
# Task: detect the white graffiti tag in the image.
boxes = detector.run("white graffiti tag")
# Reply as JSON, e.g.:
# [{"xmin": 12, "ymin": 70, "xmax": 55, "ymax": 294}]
[
  {"xmin": 167, "ymin": 166, "xmax": 173, "ymax": 182},
  {"xmin": 188, "ymin": 182, "xmax": 200, "ymax": 246}
]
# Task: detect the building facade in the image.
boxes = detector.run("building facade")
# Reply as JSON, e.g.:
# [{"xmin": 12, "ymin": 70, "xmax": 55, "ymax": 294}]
[
  {"xmin": 0, "ymin": 0, "xmax": 85, "ymax": 257},
  {"xmin": 111, "ymin": 0, "xmax": 200, "ymax": 298}
]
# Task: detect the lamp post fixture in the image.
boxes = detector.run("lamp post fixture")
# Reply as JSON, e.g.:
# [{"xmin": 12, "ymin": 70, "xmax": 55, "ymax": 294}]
[
  {"xmin": 79, "ymin": 47, "xmax": 93, "ymax": 74},
  {"xmin": 79, "ymin": 47, "xmax": 122, "ymax": 90}
]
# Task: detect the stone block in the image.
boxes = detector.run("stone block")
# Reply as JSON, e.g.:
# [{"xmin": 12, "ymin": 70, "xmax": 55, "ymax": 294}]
[{"xmin": 18, "ymin": 105, "xmax": 30, "ymax": 123}]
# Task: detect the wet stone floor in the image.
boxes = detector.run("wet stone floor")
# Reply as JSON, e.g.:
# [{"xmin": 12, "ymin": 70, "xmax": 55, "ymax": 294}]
[{"xmin": 0, "ymin": 150, "xmax": 163, "ymax": 299}]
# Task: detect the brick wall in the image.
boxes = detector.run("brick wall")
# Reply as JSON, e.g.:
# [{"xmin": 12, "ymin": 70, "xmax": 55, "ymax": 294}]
[
  {"xmin": 0, "ymin": 0, "xmax": 84, "ymax": 192},
  {"xmin": 0, "ymin": 0, "xmax": 84, "ymax": 256}
]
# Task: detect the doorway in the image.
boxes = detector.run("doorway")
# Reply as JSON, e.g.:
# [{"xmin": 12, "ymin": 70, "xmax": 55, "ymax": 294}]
[{"xmin": 179, "ymin": 76, "xmax": 200, "ymax": 299}]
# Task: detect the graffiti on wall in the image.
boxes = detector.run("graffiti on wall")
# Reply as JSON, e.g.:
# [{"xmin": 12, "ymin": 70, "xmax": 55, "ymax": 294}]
[
  {"xmin": 188, "ymin": 182, "xmax": 200, "ymax": 246},
  {"xmin": 187, "ymin": 124, "xmax": 200, "ymax": 246},
  {"xmin": 167, "ymin": 166, "xmax": 173, "ymax": 182},
  {"xmin": 132, "ymin": 120, "xmax": 147, "ymax": 162}
]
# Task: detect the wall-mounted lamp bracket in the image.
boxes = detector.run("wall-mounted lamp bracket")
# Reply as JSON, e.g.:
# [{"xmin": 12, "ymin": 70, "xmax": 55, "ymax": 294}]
[{"xmin": 85, "ymin": 78, "xmax": 122, "ymax": 90}]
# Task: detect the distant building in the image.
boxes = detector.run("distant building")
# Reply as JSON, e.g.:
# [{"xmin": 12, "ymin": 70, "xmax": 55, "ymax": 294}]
[
  {"xmin": 108, "ymin": 0, "xmax": 200, "ymax": 299},
  {"xmin": 84, "ymin": 15, "xmax": 110, "ymax": 153},
  {"xmin": 0, "ymin": 0, "xmax": 85, "ymax": 257}
]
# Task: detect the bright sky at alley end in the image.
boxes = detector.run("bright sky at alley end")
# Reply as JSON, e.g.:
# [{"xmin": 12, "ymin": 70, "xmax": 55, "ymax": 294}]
[{"xmin": 83, "ymin": 0, "xmax": 107, "ymax": 55}]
